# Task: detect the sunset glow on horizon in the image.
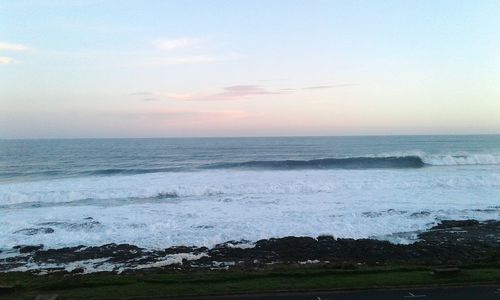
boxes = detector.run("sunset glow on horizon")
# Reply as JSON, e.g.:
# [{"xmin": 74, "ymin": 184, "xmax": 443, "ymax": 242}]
[{"xmin": 1, "ymin": 0, "xmax": 499, "ymax": 138}]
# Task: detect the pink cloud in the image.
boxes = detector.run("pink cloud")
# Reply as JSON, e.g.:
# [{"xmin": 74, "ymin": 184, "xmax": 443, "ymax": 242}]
[
  {"xmin": 161, "ymin": 85, "xmax": 284, "ymax": 101},
  {"xmin": 133, "ymin": 83, "xmax": 353, "ymax": 102}
]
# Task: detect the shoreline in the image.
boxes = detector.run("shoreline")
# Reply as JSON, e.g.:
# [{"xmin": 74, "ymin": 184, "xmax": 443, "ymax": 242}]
[{"xmin": 1, "ymin": 219, "xmax": 499, "ymax": 275}]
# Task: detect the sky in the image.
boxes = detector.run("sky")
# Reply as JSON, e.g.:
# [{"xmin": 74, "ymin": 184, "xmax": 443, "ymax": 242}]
[{"xmin": 1, "ymin": 0, "xmax": 499, "ymax": 138}]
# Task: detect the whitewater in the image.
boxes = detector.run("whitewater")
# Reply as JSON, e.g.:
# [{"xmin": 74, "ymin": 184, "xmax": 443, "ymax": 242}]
[{"xmin": 1, "ymin": 136, "xmax": 499, "ymax": 252}]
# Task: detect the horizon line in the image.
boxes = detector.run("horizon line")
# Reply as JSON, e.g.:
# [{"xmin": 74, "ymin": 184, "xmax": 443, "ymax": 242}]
[{"xmin": 1, "ymin": 133, "xmax": 499, "ymax": 141}]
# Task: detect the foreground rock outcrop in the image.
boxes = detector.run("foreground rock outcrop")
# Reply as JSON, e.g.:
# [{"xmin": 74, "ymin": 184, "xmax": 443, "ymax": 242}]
[{"xmin": 1, "ymin": 220, "xmax": 499, "ymax": 274}]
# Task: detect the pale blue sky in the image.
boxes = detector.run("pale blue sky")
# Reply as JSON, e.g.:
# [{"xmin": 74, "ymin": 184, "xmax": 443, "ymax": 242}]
[{"xmin": 1, "ymin": 0, "xmax": 499, "ymax": 138}]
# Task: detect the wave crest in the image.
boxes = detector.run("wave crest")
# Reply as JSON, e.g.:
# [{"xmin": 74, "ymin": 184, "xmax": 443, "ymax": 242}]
[
  {"xmin": 204, "ymin": 156, "xmax": 425, "ymax": 170},
  {"xmin": 205, "ymin": 153, "xmax": 500, "ymax": 170}
]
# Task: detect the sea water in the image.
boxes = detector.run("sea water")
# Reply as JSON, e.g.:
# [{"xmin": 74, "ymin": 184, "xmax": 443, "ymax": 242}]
[{"xmin": 1, "ymin": 135, "xmax": 499, "ymax": 250}]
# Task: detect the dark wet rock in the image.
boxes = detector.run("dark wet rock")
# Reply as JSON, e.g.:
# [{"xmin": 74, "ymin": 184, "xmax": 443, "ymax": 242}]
[
  {"xmin": 70, "ymin": 267, "xmax": 85, "ymax": 274},
  {"xmin": 14, "ymin": 227, "xmax": 54, "ymax": 235},
  {"xmin": 432, "ymin": 220, "xmax": 480, "ymax": 229},
  {"xmin": 163, "ymin": 246, "xmax": 199, "ymax": 255},
  {"xmin": 198, "ymin": 220, "xmax": 499, "ymax": 269},
  {"xmin": 2, "ymin": 219, "xmax": 499, "ymax": 274},
  {"xmin": 31, "ymin": 243, "xmax": 144, "ymax": 265},
  {"xmin": 13, "ymin": 244, "xmax": 44, "ymax": 253},
  {"xmin": 317, "ymin": 234, "xmax": 336, "ymax": 242},
  {"xmin": 214, "ymin": 240, "xmax": 253, "ymax": 248},
  {"xmin": 255, "ymin": 236, "xmax": 320, "ymax": 261}
]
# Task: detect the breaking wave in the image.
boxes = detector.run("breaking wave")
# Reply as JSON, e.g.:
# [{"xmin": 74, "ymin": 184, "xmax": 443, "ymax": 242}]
[
  {"xmin": 419, "ymin": 153, "xmax": 500, "ymax": 166},
  {"xmin": 205, "ymin": 156, "xmax": 425, "ymax": 170},
  {"xmin": 204, "ymin": 153, "xmax": 500, "ymax": 170},
  {"xmin": 2, "ymin": 153, "xmax": 499, "ymax": 183}
]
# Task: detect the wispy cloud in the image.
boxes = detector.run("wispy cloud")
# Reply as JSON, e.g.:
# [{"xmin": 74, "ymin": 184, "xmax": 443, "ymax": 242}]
[
  {"xmin": 154, "ymin": 93, "xmax": 194, "ymax": 101},
  {"xmin": 160, "ymin": 85, "xmax": 285, "ymax": 101},
  {"xmin": 128, "ymin": 92, "xmax": 158, "ymax": 101},
  {"xmin": 0, "ymin": 42, "xmax": 29, "ymax": 65},
  {"xmin": 154, "ymin": 37, "xmax": 205, "ymax": 51},
  {"xmin": 0, "ymin": 42, "xmax": 29, "ymax": 52},
  {"xmin": 123, "ymin": 110, "xmax": 245, "ymax": 122},
  {"xmin": 0, "ymin": 57, "xmax": 14, "ymax": 65},
  {"xmin": 302, "ymin": 84, "xmax": 354, "ymax": 90},
  {"xmin": 131, "ymin": 82, "xmax": 353, "ymax": 102}
]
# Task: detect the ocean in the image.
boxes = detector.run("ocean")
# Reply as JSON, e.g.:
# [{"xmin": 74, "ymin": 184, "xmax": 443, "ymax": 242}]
[{"xmin": 1, "ymin": 135, "xmax": 499, "ymax": 251}]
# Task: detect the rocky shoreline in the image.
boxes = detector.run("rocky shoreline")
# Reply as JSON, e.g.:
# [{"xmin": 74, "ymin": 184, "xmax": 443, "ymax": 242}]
[{"xmin": 1, "ymin": 220, "xmax": 499, "ymax": 275}]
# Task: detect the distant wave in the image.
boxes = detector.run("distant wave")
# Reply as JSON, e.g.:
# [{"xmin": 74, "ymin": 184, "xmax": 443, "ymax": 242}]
[
  {"xmin": 70, "ymin": 154, "xmax": 500, "ymax": 173},
  {"xmin": 2, "ymin": 153, "xmax": 499, "ymax": 182},
  {"xmin": 204, "ymin": 156, "xmax": 426, "ymax": 170},
  {"xmin": 205, "ymin": 153, "xmax": 500, "ymax": 170}
]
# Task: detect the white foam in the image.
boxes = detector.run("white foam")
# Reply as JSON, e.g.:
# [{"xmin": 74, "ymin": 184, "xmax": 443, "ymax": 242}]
[
  {"xmin": 134, "ymin": 252, "xmax": 208, "ymax": 270},
  {"xmin": 373, "ymin": 151, "xmax": 500, "ymax": 166},
  {"xmin": 225, "ymin": 242, "xmax": 255, "ymax": 249},
  {"xmin": 3, "ymin": 253, "xmax": 210, "ymax": 274},
  {"xmin": 423, "ymin": 153, "xmax": 500, "ymax": 165},
  {"xmin": 0, "ymin": 166, "xmax": 499, "ymax": 250},
  {"xmin": 7, "ymin": 258, "xmax": 115, "ymax": 274},
  {"xmin": 1, "ymin": 166, "xmax": 500, "ymax": 206}
]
